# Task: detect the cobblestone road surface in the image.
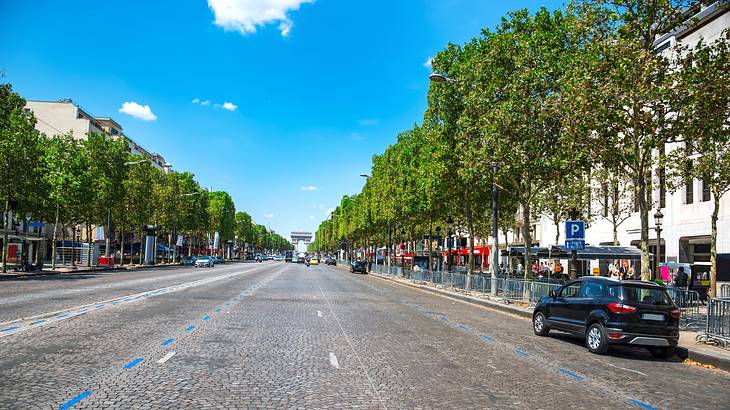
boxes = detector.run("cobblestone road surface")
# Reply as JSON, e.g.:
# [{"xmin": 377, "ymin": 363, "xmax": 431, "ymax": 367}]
[{"xmin": 0, "ymin": 262, "xmax": 727, "ymax": 409}]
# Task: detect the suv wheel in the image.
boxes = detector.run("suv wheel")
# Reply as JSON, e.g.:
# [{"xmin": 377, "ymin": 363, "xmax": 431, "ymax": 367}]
[
  {"xmin": 648, "ymin": 346, "xmax": 674, "ymax": 359},
  {"xmin": 533, "ymin": 312, "xmax": 550, "ymax": 336},
  {"xmin": 586, "ymin": 323, "xmax": 609, "ymax": 354}
]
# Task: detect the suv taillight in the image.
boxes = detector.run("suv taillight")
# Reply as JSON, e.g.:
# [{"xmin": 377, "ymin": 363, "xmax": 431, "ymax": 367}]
[
  {"xmin": 669, "ymin": 309, "xmax": 681, "ymax": 319},
  {"xmin": 607, "ymin": 302, "xmax": 637, "ymax": 314}
]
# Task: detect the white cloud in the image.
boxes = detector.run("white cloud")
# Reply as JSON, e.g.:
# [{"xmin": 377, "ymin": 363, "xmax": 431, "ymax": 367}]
[
  {"xmin": 222, "ymin": 101, "xmax": 237, "ymax": 111},
  {"xmin": 325, "ymin": 208, "xmax": 334, "ymax": 216},
  {"xmin": 309, "ymin": 215, "xmax": 315, "ymax": 220},
  {"xmin": 300, "ymin": 185, "xmax": 317, "ymax": 191},
  {"xmin": 358, "ymin": 119, "xmax": 379, "ymax": 126},
  {"xmin": 350, "ymin": 132, "xmax": 364, "ymax": 141},
  {"xmin": 423, "ymin": 56, "xmax": 433, "ymax": 69},
  {"xmin": 119, "ymin": 102, "xmax": 157, "ymax": 121},
  {"xmin": 207, "ymin": 0, "xmax": 313, "ymax": 37},
  {"xmin": 192, "ymin": 98, "xmax": 201, "ymax": 104},
  {"xmin": 200, "ymin": 100, "xmax": 212, "ymax": 106},
  {"xmin": 264, "ymin": 213, "xmax": 275, "ymax": 218}
]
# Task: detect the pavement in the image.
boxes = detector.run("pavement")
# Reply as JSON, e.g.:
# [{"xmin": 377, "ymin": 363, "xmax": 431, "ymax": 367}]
[{"xmin": 0, "ymin": 262, "xmax": 728, "ymax": 409}]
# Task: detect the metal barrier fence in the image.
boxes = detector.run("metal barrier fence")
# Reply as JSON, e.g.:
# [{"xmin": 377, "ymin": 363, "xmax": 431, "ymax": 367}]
[{"xmin": 697, "ymin": 298, "xmax": 730, "ymax": 348}]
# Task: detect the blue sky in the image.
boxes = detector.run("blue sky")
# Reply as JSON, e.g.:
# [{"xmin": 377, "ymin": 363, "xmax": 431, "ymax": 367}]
[{"xmin": 0, "ymin": 0, "xmax": 562, "ymax": 238}]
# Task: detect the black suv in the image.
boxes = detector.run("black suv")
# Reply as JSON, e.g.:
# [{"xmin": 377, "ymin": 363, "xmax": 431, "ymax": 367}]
[
  {"xmin": 350, "ymin": 260, "xmax": 368, "ymax": 274},
  {"xmin": 532, "ymin": 277, "xmax": 680, "ymax": 357}
]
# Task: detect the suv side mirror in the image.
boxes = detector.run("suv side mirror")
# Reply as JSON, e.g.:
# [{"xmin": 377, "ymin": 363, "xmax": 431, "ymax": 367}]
[{"xmin": 549, "ymin": 290, "xmax": 557, "ymax": 299}]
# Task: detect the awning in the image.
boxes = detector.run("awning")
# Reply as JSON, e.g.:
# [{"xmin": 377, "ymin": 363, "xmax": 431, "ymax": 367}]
[
  {"xmin": 547, "ymin": 245, "xmax": 644, "ymax": 260},
  {"xmin": 501, "ymin": 246, "xmax": 549, "ymax": 258}
]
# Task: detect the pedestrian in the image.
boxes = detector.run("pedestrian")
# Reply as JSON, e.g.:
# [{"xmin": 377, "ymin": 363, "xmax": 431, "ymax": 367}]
[{"xmin": 674, "ymin": 266, "xmax": 688, "ymax": 290}]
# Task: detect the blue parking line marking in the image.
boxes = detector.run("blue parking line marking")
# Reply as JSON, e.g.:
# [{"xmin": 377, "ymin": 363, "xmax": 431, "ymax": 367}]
[
  {"xmin": 513, "ymin": 349, "xmax": 529, "ymax": 357},
  {"xmin": 160, "ymin": 338, "xmax": 175, "ymax": 346},
  {"xmin": 96, "ymin": 304, "xmax": 105, "ymax": 308},
  {"xmin": 202, "ymin": 316, "xmax": 211, "ymax": 321},
  {"xmin": 123, "ymin": 357, "xmax": 143, "ymax": 369},
  {"xmin": 480, "ymin": 335, "xmax": 494, "ymax": 342},
  {"xmin": 59, "ymin": 389, "xmax": 92, "ymax": 410},
  {"xmin": 629, "ymin": 399, "xmax": 657, "ymax": 410},
  {"xmin": 214, "ymin": 308, "xmax": 222, "ymax": 312},
  {"xmin": 185, "ymin": 325, "xmax": 195, "ymax": 332},
  {"xmin": 458, "ymin": 324, "xmax": 470, "ymax": 331},
  {"xmin": 559, "ymin": 369, "xmax": 585, "ymax": 381},
  {"xmin": 56, "ymin": 313, "xmax": 69, "ymax": 318},
  {"xmin": 440, "ymin": 315, "xmax": 449, "ymax": 321},
  {"xmin": 0, "ymin": 327, "xmax": 19, "ymax": 333},
  {"xmin": 31, "ymin": 320, "xmax": 46, "ymax": 325}
]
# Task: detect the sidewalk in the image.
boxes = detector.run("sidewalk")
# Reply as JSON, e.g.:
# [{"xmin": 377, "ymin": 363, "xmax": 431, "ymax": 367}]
[
  {"xmin": 337, "ymin": 264, "xmax": 730, "ymax": 372},
  {"xmin": 0, "ymin": 263, "xmax": 183, "ymax": 279}
]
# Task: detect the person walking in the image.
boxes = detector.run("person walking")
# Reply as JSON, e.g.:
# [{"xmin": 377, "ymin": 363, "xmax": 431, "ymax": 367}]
[{"xmin": 674, "ymin": 266, "xmax": 689, "ymax": 290}]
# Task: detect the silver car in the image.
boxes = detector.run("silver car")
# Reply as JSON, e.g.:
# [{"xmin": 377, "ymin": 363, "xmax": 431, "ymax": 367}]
[{"xmin": 195, "ymin": 256, "xmax": 214, "ymax": 268}]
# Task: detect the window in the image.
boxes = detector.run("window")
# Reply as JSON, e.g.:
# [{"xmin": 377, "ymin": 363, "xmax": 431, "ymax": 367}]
[
  {"xmin": 702, "ymin": 174, "xmax": 710, "ymax": 202},
  {"xmin": 685, "ymin": 161, "xmax": 694, "ymax": 204},
  {"xmin": 579, "ymin": 282, "xmax": 605, "ymax": 298},
  {"xmin": 621, "ymin": 286, "xmax": 671, "ymax": 306},
  {"xmin": 111, "ymin": 128, "xmax": 119, "ymax": 136},
  {"xmin": 559, "ymin": 282, "xmax": 581, "ymax": 298}
]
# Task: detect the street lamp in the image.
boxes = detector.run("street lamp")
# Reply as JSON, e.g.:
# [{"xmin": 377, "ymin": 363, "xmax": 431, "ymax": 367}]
[
  {"xmin": 429, "ymin": 73, "xmax": 456, "ymax": 83},
  {"xmin": 435, "ymin": 226, "xmax": 442, "ymax": 272},
  {"xmin": 491, "ymin": 162, "xmax": 499, "ymax": 296},
  {"xmin": 446, "ymin": 216, "xmax": 454, "ymax": 272},
  {"xmin": 654, "ymin": 208, "xmax": 664, "ymax": 280}
]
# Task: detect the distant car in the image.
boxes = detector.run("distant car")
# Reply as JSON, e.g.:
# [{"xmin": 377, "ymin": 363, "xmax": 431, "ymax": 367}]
[
  {"xmin": 532, "ymin": 277, "xmax": 680, "ymax": 357},
  {"xmin": 325, "ymin": 258, "xmax": 336, "ymax": 266},
  {"xmin": 273, "ymin": 255, "xmax": 283, "ymax": 261},
  {"xmin": 182, "ymin": 256, "xmax": 197, "ymax": 266},
  {"xmin": 309, "ymin": 258, "xmax": 319, "ymax": 265},
  {"xmin": 350, "ymin": 260, "xmax": 367, "ymax": 274},
  {"xmin": 213, "ymin": 256, "xmax": 225, "ymax": 264},
  {"xmin": 296, "ymin": 256, "xmax": 305, "ymax": 264},
  {"xmin": 195, "ymin": 256, "xmax": 214, "ymax": 268}
]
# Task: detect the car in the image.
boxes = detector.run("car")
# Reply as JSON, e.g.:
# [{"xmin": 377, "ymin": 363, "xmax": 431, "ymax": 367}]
[
  {"xmin": 532, "ymin": 277, "xmax": 680, "ymax": 357},
  {"xmin": 284, "ymin": 251, "xmax": 293, "ymax": 262},
  {"xmin": 273, "ymin": 255, "xmax": 284, "ymax": 261},
  {"xmin": 309, "ymin": 258, "xmax": 319, "ymax": 265},
  {"xmin": 325, "ymin": 258, "xmax": 336, "ymax": 266},
  {"xmin": 296, "ymin": 256, "xmax": 305, "ymax": 264},
  {"xmin": 350, "ymin": 260, "xmax": 368, "ymax": 274},
  {"xmin": 195, "ymin": 256, "xmax": 214, "ymax": 268},
  {"xmin": 181, "ymin": 256, "xmax": 197, "ymax": 266}
]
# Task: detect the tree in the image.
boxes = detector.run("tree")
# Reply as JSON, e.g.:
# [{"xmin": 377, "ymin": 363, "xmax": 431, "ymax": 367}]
[
  {"xmin": 456, "ymin": 8, "xmax": 583, "ymax": 278},
  {"xmin": 593, "ymin": 167, "xmax": 634, "ymax": 246},
  {"xmin": 0, "ymin": 84, "xmax": 44, "ymax": 272},
  {"xmin": 537, "ymin": 173, "xmax": 591, "ymax": 245},
  {"xmin": 669, "ymin": 31, "xmax": 730, "ymax": 297},
  {"xmin": 564, "ymin": 0, "xmax": 695, "ymax": 280}
]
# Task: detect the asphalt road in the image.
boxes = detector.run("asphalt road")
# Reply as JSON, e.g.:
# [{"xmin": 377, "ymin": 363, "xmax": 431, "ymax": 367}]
[{"xmin": 0, "ymin": 262, "xmax": 727, "ymax": 409}]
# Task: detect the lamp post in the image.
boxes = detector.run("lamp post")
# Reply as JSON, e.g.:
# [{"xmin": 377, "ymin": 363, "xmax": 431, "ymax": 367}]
[
  {"xmin": 654, "ymin": 209, "xmax": 664, "ymax": 281},
  {"xmin": 435, "ymin": 226, "xmax": 442, "ymax": 272},
  {"xmin": 491, "ymin": 162, "xmax": 499, "ymax": 296},
  {"xmin": 446, "ymin": 217, "xmax": 454, "ymax": 272}
]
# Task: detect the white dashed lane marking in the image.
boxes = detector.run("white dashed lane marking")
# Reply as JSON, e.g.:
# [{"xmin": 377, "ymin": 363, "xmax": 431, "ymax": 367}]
[
  {"xmin": 329, "ymin": 352, "xmax": 340, "ymax": 369},
  {"xmin": 157, "ymin": 351, "xmax": 177, "ymax": 364},
  {"xmin": 317, "ymin": 310, "xmax": 323, "ymax": 318}
]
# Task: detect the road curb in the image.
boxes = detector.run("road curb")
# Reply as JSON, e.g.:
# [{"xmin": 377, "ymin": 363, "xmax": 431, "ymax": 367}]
[{"xmin": 336, "ymin": 265, "xmax": 730, "ymax": 372}]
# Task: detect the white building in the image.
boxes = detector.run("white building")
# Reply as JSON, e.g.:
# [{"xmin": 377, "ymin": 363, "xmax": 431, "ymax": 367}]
[{"xmin": 25, "ymin": 99, "xmax": 171, "ymax": 172}]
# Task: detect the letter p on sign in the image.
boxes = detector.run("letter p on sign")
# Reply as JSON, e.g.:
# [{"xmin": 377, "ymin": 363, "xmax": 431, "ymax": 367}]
[{"xmin": 565, "ymin": 220, "xmax": 584, "ymax": 240}]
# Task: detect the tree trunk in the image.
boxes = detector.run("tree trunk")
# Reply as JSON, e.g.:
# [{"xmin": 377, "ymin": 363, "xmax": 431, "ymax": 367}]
[
  {"xmin": 70, "ymin": 224, "xmax": 76, "ymax": 268},
  {"xmin": 428, "ymin": 216, "xmax": 433, "ymax": 272},
  {"xmin": 120, "ymin": 229, "xmax": 125, "ymax": 267},
  {"xmin": 612, "ymin": 221, "xmax": 619, "ymax": 246},
  {"xmin": 522, "ymin": 201, "xmax": 532, "ymax": 280},
  {"xmin": 86, "ymin": 222, "xmax": 92, "ymax": 267},
  {"xmin": 637, "ymin": 173, "xmax": 651, "ymax": 281},
  {"xmin": 2, "ymin": 199, "xmax": 9, "ymax": 273},
  {"xmin": 51, "ymin": 204, "xmax": 60, "ymax": 270},
  {"xmin": 464, "ymin": 189, "xmax": 475, "ymax": 285},
  {"xmin": 554, "ymin": 217, "xmax": 560, "ymax": 245},
  {"xmin": 710, "ymin": 189, "xmax": 720, "ymax": 298},
  {"xmin": 138, "ymin": 230, "xmax": 144, "ymax": 265}
]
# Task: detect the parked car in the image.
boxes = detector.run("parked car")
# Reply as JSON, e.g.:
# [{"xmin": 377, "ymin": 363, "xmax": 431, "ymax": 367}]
[
  {"xmin": 532, "ymin": 277, "xmax": 680, "ymax": 357},
  {"xmin": 182, "ymin": 256, "xmax": 197, "ymax": 266},
  {"xmin": 296, "ymin": 256, "xmax": 305, "ymax": 264},
  {"xmin": 325, "ymin": 258, "xmax": 336, "ymax": 266},
  {"xmin": 195, "ymin": 256, "xmax": 215, "ymax": 268},
  {"xmin": 350, "ymin": 260, "xmax": 368, "ymax": 274},
  {"xmin": 309, "ymin": 258, "xmax": 319, "ymax": 265}
]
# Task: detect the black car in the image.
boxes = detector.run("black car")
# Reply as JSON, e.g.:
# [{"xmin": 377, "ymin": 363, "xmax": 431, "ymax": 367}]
[
  {"xmin": 350, "ymin": 260, "xmax": 367, "ymax": 274},
  {"xmin": 532, "ymin": 277, "xmax": 680, "ymax": 357},
  {"xmin": 325, "ymin": 258, "xmax": 336, "ymax": 266}
]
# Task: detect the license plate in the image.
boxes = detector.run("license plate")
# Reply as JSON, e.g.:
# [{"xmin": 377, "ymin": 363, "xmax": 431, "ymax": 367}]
[{"xmin": 642, "ymin": 313, "xmax": 665, "ymax": 321}]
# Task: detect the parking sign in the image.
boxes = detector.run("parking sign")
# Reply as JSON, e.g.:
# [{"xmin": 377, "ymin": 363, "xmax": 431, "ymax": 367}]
[{"xmin": 565, "ymin": 220, "xmax": 585, "ymax": 240}]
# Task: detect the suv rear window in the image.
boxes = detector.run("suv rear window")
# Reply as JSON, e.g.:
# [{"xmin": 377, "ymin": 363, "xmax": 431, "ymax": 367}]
[{"xmin": 621, "ymin": 285, "xmax": 672, "ymax": 306}]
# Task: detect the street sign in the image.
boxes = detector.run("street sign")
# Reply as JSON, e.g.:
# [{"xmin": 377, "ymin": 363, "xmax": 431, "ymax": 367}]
[
  {"xmin": 565, "ymin": 239, "xmax": 585, "ymax": 251},
  {"xmin": 565, "ymin": 220, "xmax": 585, "ymax": 240},
  {"xmin": 29, "ymin": 221, "xmax": 45, "ymax": 228}
]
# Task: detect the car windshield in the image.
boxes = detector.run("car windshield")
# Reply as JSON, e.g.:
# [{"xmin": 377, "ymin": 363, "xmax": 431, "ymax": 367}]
[{"xmin": 620, "ymin": 285, "xmax": 672, "ymax": 306}]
